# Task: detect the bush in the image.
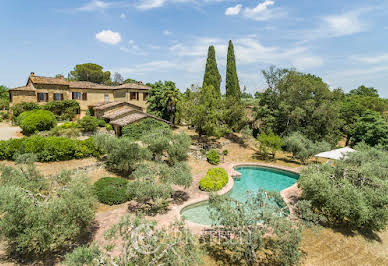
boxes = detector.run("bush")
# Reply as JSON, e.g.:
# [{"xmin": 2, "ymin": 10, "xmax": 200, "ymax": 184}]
[
  {"xmin": 11, "ymin": 102, "xmax": 40, "ymax": 119},
  {"xmin": 0, "ymin": 111, "xmax": 8, "ymax": 121},
  {"xmin": 47, "ymin": 126, "xmax": 81, "ymax": 138},
  {"xmin": 0, "ymin": 161, "xmax": 97, "ymax": 258},
  {"xmin": 105, "ymin": 123, "xmax": 113, "ymax": 131},
  {"xmin": 0, "ymin": 135, "xmax": 99, "ymax": 161},
  {"xmin": 122, "ymin": 118, "xmax": 170, "ymax": 140},
  {"xmin": 257, "ymin": 131, "xmax": 282, "ymax": 159},
  {"xmin": 43, "ymin": 100, "xmax": 80, "ymax": 120},
  {"xmin": 63, "ymin": 245, "xmax": 100, "ymax": 266},
  {"xmin": 17, "ymin": 110, "xmax": 57, "ymax": 135},
  {"xmin": 78, "ymin": 115, "xmax": 98, "ymax": 133},
  {"xmin": 283, "ymin": 132, "xmax": 331, "ymax": 163},
  {"xmin": 59, "ymin": 122, "xmax": 80, "ymax": 129},
  {"xmin": 94, "ymin": 177, "xmax": 129, "ymax": 205},
  {"xmin": 199, "ymin": 168, "xmax": 228, "ymax": 192},
  {"xmin": 97, "ymin": 119, "xmax": 106, "ymax": 127},
  {"xmin": 207, "ymin": 149, "xmax": 220, "ymax": 165}
]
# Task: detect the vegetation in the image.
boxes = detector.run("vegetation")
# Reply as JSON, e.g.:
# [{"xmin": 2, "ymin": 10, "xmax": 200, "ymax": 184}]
[
  {"xmin": 207, "ymin": 149, "xmax": 220, "ymax": 165},
  {"xmin": 78, "ymin": 115, "xmax": 99, "ymax": 133},
  {"xmin": 0, "ymin": 85, "xmax": 9, "ymax": 110},
  {"xmin": 257, "ymin": 131, "xmax": 282, "ymax": 159},
  {"xmin": 17, "ymin": 110, "xmax": 57, "ymax": 135},
  {"xmin": 42, "ymin": 100, "xmax": 80, "ymax": 120},
  {"xmin": 64, "ymin": 215, "xmax": 202, "ymax": 266},
  {"xmin": 351, "ymin": 111, "xmax": 388, "ymax": 147},
  {"xmin": 146, "ymin": 81, "xmax": 181, "ymax": 124},
  {"xmin": 225, "ymin": 40, "xmax": 240, "ymax": 99},
  {"xmin": 205, "ymin": 191, "xmax": 302, "ymax": 265},
  {"xmin": 203, "ymin": 45, "xmax": 221, "ymax": 95},
  {"xmin": 298, "ymin": 144, "xmax": 388, "ymax": 231},
  {"xmin": 11, "ymin": 102, "xmax": 40, "ymax": 120},
  {"xmin": 122, "ymin": 118, "xmax": 169, "ymax": 140},
  {"xmin": 199, "ymin": 167, "xmax": 228, "ymax": 192},
  {"xmin": 69, "ymin": 63, "xmax": 111, "ymax": 84},
  {"xmin": 0, "ymin": 156, "xmax": 96, "ymax": 258},
  {"xmin": 0, "ymin": 135, "xmax": 99, "ymax": 161},
  {"xmin": 283, "ymin": 132, "xmax": 331, "ymax": 163},
  {"xmin": 94, "ymin": 177, "xmax": 129, "ymax": 205}
]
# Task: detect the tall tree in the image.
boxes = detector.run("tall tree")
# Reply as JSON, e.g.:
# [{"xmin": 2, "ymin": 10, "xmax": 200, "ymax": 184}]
[
  {"xmin": 225, "ymin": 40, "xmax": 240, "ymax": 99},
  {"xmin": 69, "ymin": 63, "xmax": 111, "ymax": 84},
  {"xmin": 202, "ymin": 46, "xmax": 221, "ymax": 95},
  {"xmin": 349, "ymin": 85, "xmax": 379, "ymax": 97}
]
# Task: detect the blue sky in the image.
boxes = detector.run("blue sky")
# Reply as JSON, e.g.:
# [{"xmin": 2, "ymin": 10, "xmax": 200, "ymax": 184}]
[{"xmin": 1, "ymin": 0, "xmax": 388, "ymax": 97}]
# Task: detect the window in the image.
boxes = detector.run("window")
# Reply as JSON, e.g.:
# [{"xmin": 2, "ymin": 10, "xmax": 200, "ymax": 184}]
[
  {"xmin": 130, "ymin": 92, "xmax": 139, "ymax": 100},
  {"xmin": 82, "ymin": 92, "xmax": 87, "ymax": 101},
  {"xmin": 37, "ymin": 93, "xmax": 48, "ymax": 102},
  {"xmin": 72, "ymin": 92, "xmax": 82, "ymax": 100},
  {"xmin": 104, "ymin": 94, "xmax": 109, "ymax": 103},
  {"xmin": 143, "ymin": 92, "xmax": 148, "ymax": 100},
  {"xmin": 54, "ymin": 93, "xmax": 63, "ymax": 101}
]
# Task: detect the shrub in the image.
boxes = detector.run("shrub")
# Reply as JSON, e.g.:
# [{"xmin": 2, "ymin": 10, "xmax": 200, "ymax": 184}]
[
  {"xmin": 166, "ymin": 132, "xmax": 191, "ymax": 165},
  {"xmin": 47, "ymin": 126, "xmax": 81, "ymax": 138},
  {"xmin": 199, "ymin": 168, "xmax": 228, "ymax": 192},
  {"xmin": 283, "ymin": 132, "xmax": 331, "ymax": 163},
  {"xmin": 63, "ymin": 245, "xmax": 100, "ymax": 266},
  {"xmin": 78, "ymin": 115, "xmax": 98, "ymax": 133},
  {"xmin": 122, "ymin": 118, "xmax": 169, "ymax": 140},
  {"xmin": 0, "ymin": 111, "xmax": 8, "ymax": 121},
  {"xmin": 94, "ymin": 177, "xmax": 129, "ymax": 205},
  {"xmin": 11, "ymin": 102, "xmax": 40, "ymax": 119},
  {"xmin": 0, "ymin": 161, "xmax": 97, "ymax": 258},
  {"xmin": 17, "ymin": 110, "xmax": 57, "ymax": 135},
  {"xmin": 97, "ymin": 119, "xmax": 106, "ymax": 127},
  {"xmin": 222, "ymin": 149, "xmax": 228, "ymax": 156},
  {"xmin": 59, "ymin": 122, "xmax": 80, "ymax": 129},
  {"xmin": 105, "ymin": 123, "xmax": 113, "ymax": 131},
  {"xmin": 257, "ymin": 131, "xmax": 282, "ymax": 159},
  {"xmin": 43, "ymin": 100, "xmax": 80, "ymax": 120},
  {"xmin": 0, "ymin": 135, "xmax": 99, "ymax": 161},
  {"xmin": 207, "ymin": 149, "xmax": 220, "ymax": 165}
]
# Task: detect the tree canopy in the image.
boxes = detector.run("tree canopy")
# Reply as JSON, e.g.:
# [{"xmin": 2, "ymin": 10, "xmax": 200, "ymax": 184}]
[
  {"xmin": 69, "ymin": 63, "xmax": 111, "ymax": 84},
  {"xmin": 349, "ymin": 85, "xmax": 379, "ymax": 97},
  {"xmin": 203, "ymin": 45, "xmax": 221, "ymax": 95},
  {"xmin": 225, "ymin": 40, "xmax": 240, "ymax": 99}
]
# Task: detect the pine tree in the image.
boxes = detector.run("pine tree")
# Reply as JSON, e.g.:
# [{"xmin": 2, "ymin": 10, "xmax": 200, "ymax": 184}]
[
  {"xmin": 203, "ymin": 45, "xmax": 221, "ymax": 96},
  {"xmin": 225, "ymin": 40, "xmax": 240, "ymax": 99}
]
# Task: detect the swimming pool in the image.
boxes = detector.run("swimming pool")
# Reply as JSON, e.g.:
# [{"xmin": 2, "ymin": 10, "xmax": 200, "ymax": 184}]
[{"xmin": 181, "ymin": 166, "xmax": 299, "ymax": 225}]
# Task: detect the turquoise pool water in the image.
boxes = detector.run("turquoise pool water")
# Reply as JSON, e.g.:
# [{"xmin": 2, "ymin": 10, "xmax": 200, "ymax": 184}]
[{"xmin": 181, "ymin": 166, "xmax": 299, "ymax": 225}]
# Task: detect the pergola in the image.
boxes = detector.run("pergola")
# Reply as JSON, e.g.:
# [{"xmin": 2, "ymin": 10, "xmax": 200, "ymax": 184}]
[{"xmin": 315, "ymin": 147, "xmax": 356, "ymax": 160}]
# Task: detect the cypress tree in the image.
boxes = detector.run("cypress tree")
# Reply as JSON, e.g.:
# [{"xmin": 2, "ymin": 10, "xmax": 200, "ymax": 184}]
[
  {"xmin": 203, "ymin": 45, "xmax": 221, "ymax": 95},
  {"xmin": 225, "ymin": 40, "xmax": 240, "ymax": 99}
]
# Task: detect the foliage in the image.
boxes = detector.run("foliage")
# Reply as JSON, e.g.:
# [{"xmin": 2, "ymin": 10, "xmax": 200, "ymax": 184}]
[
  {"xmin": 204, "ymin": 191, "xmax": 302, "ymax": 266},
  {"xmin": 122, "ymin": 118, "xmax": 169, "ymax": 140},
  {"xmin": 283, "ymin": 132, "xmax": 331, "ymax": 163},
  {"xmin": 0, "ymin": 159, "xmax": 97, "ymax": 258},
  {"xmin": 146, "ymin": 81, "xmax": 181, "ymax": 124},
  {"xmin": 351, "ymin": 111, "xmax": 388, "ymax": 147},
  {"xmin": 11, "ymin": 102, "xmax": 40, "ymax": 120},
  {"xmin": 65, "ymin": 215, "xmax": 203, "ymax": 266},
  {"xmin": 349, "ymin": 85, "xmax": 379, "ymax": 97},
  {"xmin": 94, "ymin": 134, "xmax": 151, "ymax": 176},
  {"xmin": 59, "ymin": 121, "xmax": 80, "ymax": 129},
  {"xmin": 257, "ymin": 131, "xmax": 282, "ymax": 159},
  {"xmin": 223, "ymin": 97, "xmax": 248, "ymax": 132},
  {"xmin": 69, "ymin": 63, "xmax": 111, "ymax": 84},
  {"xmin": 225, "ymin": 40, "xmax": 240, "ymax": 99},
  {"xmin": 0, "ymin": 135, "xmax": 99, "ymax": 161},
  {"xmin": 47, "ymin": 126, "xmax": 81, "ymax": 138},
  {"xmin": 97, "ymin": 119, "xmax": 106, "ymax": 127},
  {"xmin": 17, "ymin": 110, "xmax": 57, "ymax": 135},
  {"xmin": 63, "ymin": 245, "xmax": 101, "ymax": 266},
  {"xmin": 0, "ymin": 85, "xmax": 9, "ymax": 110},
  {"xmin": 166, "ymin": 131, "xmax": 192, "ymax": 164},
  {"xmin": 78, "ymin": 115, "xmax": 99, "ymax": 133},
  {"xmin": 42, "ymin": 100, "xmax": 80, "ymax": 120},
  {"xmin": 199, "ymin": 168, "xmax": 228, "ymax": 192},
  {"xmin": 298, "ymin": 144, "xmax": 388, "ymax": 231},
  {"xmin": 105, "ymin": 123, "xmax": 113, "ymax": 131},
  {"xmin": 203, "ymin": 45, "xmax": 221, "ymax": 95},
  {"xmin": 94, "ymin": 177, "xmax": 129, "ymax": 205},
  {"xmin": 207, "ymin": 149, "xmax": 220, "ymax": 165},
  {"xmin": 256, "ymin": 66, "xmax": 343, "ymax": 144}
]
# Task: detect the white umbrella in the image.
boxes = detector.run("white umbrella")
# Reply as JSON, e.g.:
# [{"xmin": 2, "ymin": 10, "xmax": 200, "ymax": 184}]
[{"xmin": 315, "ymin": 147, "xmax": 356, "ymax": 160}]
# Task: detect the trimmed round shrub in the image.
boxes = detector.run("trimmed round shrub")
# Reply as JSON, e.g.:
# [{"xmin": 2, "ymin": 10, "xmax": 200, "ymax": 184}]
[
  {"xmin": 97, "ymin": 119, "xmax": 106, "ymax": 127},
  {"xmin": 94, "ymin": 177, "xmax": 129, "ymax": 205},
  {"xmin": 122, "ymin": 118, "xmax": 169, "ymax": 140},
  {"xmin": 78, "ymin": 115, "xmax": 98, "ymax": 133},
  {"xmin": 199, "ymin": 168, "xmax": 228, "ymax": 192},
  {"xmin": 105, "ymin": 123, "xmax": 113, "ymax": 131},
  {"xmin": 207, "ymin": 149, "xmax": 220, "ymax": 165},
  {"xmin": 17, "ymin": 110, "xmax": 57, "ymax": 135}
]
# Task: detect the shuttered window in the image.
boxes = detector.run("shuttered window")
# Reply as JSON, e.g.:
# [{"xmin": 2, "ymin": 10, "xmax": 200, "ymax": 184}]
[
  {"xmin": 37, "ymin": 93, "xmax": 48, "ymax": 102},
  {"xmin": 130, "ymin": 92, "xmax": 139, "ymax": 100},
  {"xmin": 54, "ymin": 93, "xmax": 63, "ymax": 101},
  {"xmin": 72, "ymin": 92, "xmax": 82, "ymax": 100}
]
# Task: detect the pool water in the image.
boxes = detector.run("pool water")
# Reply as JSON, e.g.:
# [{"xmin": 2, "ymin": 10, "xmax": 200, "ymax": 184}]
[{"xmin": 181, "ymin": 166, "xmax": 299, "ymax": 225}]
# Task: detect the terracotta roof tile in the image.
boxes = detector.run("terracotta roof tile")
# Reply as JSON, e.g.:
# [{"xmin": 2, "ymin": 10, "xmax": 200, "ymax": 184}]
[
  {"xmin": 110, "ymin": 112, "xmax": 148, "ymax": 127},
  {"xmin": 30, "ymin": 75, "xmax": 68, "ymax": 85},
  {"xmin": 9, "ymin": 84, "xmax": 35, "ymax": 91}
]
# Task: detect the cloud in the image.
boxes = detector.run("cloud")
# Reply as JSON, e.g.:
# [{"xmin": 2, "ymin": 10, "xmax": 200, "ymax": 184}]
[
  {"xmin": 351, "ymin": 53, "xmax": 388, "ymax": 64},
  {"xmin": 242, "ymin": 0, "xmax": 286, "ymax": 21},
  {"xmin": 120, "ymin": 40, "xmax": 148, "ymax": 55},
  {"xmin": 225, "ymin": 4, "xmax": 242, "ymax": 16},
  {"xmin": 120, "ymin": 13, "xmax": 126, "ymax": 19},
  {"xmin": 77, "ymin": 0, "xmax": 111, "ymax": 11},
  {"xmin": 136, "ymin": 0, "xmax": 167, "ymax": 10},
  {"xmin": 163, "ymin": 30, "xmax": 172, "ymax": 36},
  {"xmin": 322, "ymin": 11, "xmax": 367, "ymax": 37},
  {"xmin": 96, "ymin": 30, "xmax": 122, "ymax": 45}
]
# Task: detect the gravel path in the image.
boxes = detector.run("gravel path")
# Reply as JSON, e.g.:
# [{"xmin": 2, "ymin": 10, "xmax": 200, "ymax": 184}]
[{"xmin": 0, "ymin": 123, "xmax": 21, "ymax": 140}]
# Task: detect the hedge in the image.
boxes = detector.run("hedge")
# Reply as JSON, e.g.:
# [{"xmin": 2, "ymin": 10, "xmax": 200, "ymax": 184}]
[
  {"xmin": 43, "ymin": 100, "xmax": 80, "ymax": 120},
  {"xmin": 17, "ymin": 110, "xmax": 57, "ymax": 135},
  {"xmin": 0, "ymin": 135, "xmax": 99, "ymax": 162},
  {"xmin": 199, "ymin": 168, "xmax": 228, "ymax": 192},
  {"xmin": 94, "ymin": 177, "xmax": 129, "ymax": 205},
  {"xmin": 122, "ymin": 118, "xmax": 169, "ymax": 140},
  {"xmin": 78, "ymin": 116, "xmax": 99, "ymax": 133},
  {"xmin": 11, "ymin": 102, "xmax": 40, "ymax": 119},
  {"xmin": 207, "ymin": 149, "xmax": 220, "ymax": 165}
]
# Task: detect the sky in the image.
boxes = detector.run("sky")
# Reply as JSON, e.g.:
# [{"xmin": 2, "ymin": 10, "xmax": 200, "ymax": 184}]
[{"xmin": 1, "ymin": 0, "xmax": 388, "ymax": 97}]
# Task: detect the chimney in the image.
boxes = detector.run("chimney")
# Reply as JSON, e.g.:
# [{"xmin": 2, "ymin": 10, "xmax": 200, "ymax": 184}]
[
  {"xmin": 30, "ymin": 72, "xmax": 35, "ymax": 77},
  {"xmin": 138, "ymin": 81, "xmax": 143, "ymax": 85}
]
